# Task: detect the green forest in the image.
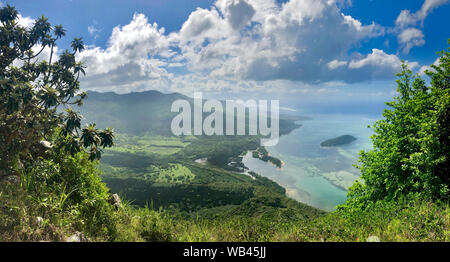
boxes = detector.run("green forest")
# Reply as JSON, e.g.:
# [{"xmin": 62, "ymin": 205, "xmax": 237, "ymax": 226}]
[{"xmin": 0, "ymin": 5, "xmax": 449, "ymax": 242}]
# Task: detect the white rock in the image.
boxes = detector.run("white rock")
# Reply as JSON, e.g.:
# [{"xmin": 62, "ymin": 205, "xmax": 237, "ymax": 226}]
[
  {"xmin": 366, "ymin": 235, "xmax": 380, "ymax": 242},
  {"xmin": 39, "ymin": 140, "xmax": 53, "ymax": 149},
  {"xmin": 67, "ymin": 232, "xmax": 87, "ymax": 242},
  {"xmin": 36, "ymin": 216, "xmax": 44, "ymax": 227},
  {"xmin": 109, "ymin": 193, "xmax": 122, "ymax": 209}
]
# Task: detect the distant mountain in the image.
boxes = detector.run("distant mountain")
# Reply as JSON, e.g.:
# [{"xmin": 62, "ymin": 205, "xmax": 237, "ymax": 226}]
[
  {"xmin": 79, "ymin": 90, "xmax": 306, "ymax": 136},
  {"xmin": 320, "ymin": 135, "xmax": 357, "ymax": 147},
  {"xmin": 80, "ymin": 90, "xmax": 188, "ymax": 135}
]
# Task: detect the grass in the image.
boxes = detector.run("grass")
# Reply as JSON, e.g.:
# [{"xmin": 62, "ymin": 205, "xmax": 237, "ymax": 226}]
[
  {"xmin": 105, "ymin": 134, "xmax": 192, "ymax": 156},
  {"xmin": 112, "ymin": 199, "xmax": 449, "ymax": 242},
  {"xmin": 1, "ymin": 167, "xmax": 448, "ymax": 242},
  {"xmin": 91, "ymin": 134, "xmax": 450, "ymax": 242},
  {"xmin": 1, "ymin": 135, "xmax": 448, "ymax": 242},
  {"xmin": 152, "ymin": 164, "xmax": 196, "ymax": 184}
]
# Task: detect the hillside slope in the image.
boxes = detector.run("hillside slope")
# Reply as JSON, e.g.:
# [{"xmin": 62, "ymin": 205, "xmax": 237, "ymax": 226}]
[{"xmin": 79, "ymin": 90, "xmax": 322, "ymax": 219}]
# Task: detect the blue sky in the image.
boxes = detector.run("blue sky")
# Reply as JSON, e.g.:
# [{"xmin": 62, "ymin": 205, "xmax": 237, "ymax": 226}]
[{"xmin": 3, "ymin": 0, "xmax": 450, "ymax": 109}]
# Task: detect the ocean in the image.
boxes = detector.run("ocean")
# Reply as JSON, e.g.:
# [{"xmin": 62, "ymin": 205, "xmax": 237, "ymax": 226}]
[{"xmin": 242, "ymin": 113, "xmax": 379, "ymax": 211}]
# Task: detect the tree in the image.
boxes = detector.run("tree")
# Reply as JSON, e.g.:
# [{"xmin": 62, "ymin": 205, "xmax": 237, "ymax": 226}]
[
  {"xmin": 344, "ymin": 40, "xmax": 450, "ymax": 210},
  {"xmin": 0, "ymin": 5, "xmax": 114, "ymax": 180}
]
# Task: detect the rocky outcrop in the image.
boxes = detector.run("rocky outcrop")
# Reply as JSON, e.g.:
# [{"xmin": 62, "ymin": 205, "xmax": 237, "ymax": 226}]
[{"xmin": 109, "ymin": 193, "xmax": 122, "ymax": 209}]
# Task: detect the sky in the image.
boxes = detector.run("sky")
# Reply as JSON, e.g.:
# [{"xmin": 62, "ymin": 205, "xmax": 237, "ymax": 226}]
[{"xmin": 3, "ymin": 0, "xmax": 450, "ymax": 112}]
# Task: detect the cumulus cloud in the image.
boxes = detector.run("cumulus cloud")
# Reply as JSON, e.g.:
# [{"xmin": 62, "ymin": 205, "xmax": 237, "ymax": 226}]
[
  {"xmin": 349, "ymin": 49, "xmax": 418, "ymax": 73},
  {"xmin": 394, "ymin": 0, "xmax": 448, "ymax": 53},
  {"xmin": 178, "ymin": 7, "xmax": 227, "ymax": 42},
  {"xmin": 173, "ymin": 0, "xmax": 386, "ymax": 83},
  {"xmin": 73, "ymin": 0, "xmax": 423, "ymax": 94},
  {"xmin": 398, "ymin": 28, "xmax": 425, "ymax": 54},
  {"xmin": 77, "ymin": 13, "xmax": 176, "ymax": 92},
  {"xmin": 17, "ymin": 14, "xmax": 35, "ymax": 28},
  {"xmin": 216, "ymin": 0, "xmax": 256, "ymax": 30}
]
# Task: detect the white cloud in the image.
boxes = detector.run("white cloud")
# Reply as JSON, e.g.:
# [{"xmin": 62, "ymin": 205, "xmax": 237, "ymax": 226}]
[
  {"xmin": 279, "ymin": 0, "xmax": 327, "ymax": 23},
  {"xmin": 78, "ymin": 13, "xmax": 173, "ymax": 74},
  {"xmin": 87, "ymin": 25, "xmax": 102, "ymax": 40},
  {"xmin": 327, "ymin": 60, "xmax": 348, "ymax": 70},
  {"xmin": 87, "ymin": 22, "xmax": 104, "ymax": 43},
  {"xmin": 349, "ymin": 49, "xmax": 403, "ymax": 69},
  {"xmin": 398, "ymin": 28, "xmax": 425, "ymax": 54},
  {"xmin": 394, "ymin": 0, "xmax": 448, "ymax": 53},
  {"xmin": 419, "ymin": 57, "xmax": 441, "ymax": 75},
  {"xmin": 88, "ymin": 26, "xmax": 99, "ymax": 35},
  {"xmin": 216, "ymin": 0, "xmax": 256, "ymax": 30},
  {"xmin": 174, "ymin": 0, "xmax": 385, "ymax": 83},
  {"xmin": 347, "ymin": 49, "xmax": 419, "ymax": 81},
  {"xmin": 178, "ymin": 7, "xmax": 228, "ymax": 43},
  {"xmin": 73, "ymin": 0, "xmax": 422, "ymax": 95},
  {"xmin": 395, "ymin": 0, "xmax": 448, "ymax": 28},
  {"xmin": 77, "ymin": 13, "xmax": 175, "ymax": 93},
  {"xmin": 17, "ymin": 14, "xmax": 35, "ymax": 28}
]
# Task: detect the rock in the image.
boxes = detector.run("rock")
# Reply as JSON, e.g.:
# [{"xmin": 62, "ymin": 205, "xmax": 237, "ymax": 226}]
[
  {"xmin": 17, "ymin": 159, "xmax": 24, "ymax": 169},
  {"xmin": 39, "ymin": 140, "xmax": 53, "ymax": 149},
  {"xmin": 36, "ymin": 216, "xmax": 44, "ymax": 227},
  {"xmin": 109, "ymin": 193, "xmax": 122, "ymax": 209},
  {"xmin": 366, "ymin": 235, "xmax": 380, "ymax": 242},
  {"xmin": 67, "ymin": 232, "xmax": 88, "ymax": 242},
  {"xmin": 32, "ymin": 141, "xmax": 53, "ymax": 158}
]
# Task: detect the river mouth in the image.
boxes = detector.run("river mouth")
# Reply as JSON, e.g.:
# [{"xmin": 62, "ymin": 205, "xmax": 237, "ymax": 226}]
[{"xmin": 242, "ymin": 114, "xmax": 377, "ymax": 211}]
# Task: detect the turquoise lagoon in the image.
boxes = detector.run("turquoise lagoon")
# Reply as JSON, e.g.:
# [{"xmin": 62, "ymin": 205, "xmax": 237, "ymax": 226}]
[{"xmin": 242, "ymin": 114, "xmax": 378, "ymax": 211}]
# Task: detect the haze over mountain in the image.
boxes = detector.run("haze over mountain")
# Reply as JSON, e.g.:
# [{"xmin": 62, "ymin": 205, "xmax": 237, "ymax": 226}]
[
  {"xmin": 80, "ymin": 90, "xmax": 304, "ymax": 136},
  {"xmin": 80, "ymin": 90, "xmax": 188, "ymax": 135}
]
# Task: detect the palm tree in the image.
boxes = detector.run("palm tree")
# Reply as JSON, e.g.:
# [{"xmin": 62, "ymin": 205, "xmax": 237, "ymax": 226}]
[
  {"xmin": 45, "ymin": 25, "xmax": 65, "ymax": 83},
  {"xmin": 54, "ymin": 24, "xmax": 66, "ymax": 39},
  {"xmin": 74, "ymin": 61, "xmax": 86, "ymax": 82},
  {"xmin": 71, "ymin": 37, "xmax": 85, "ymax": 54}
]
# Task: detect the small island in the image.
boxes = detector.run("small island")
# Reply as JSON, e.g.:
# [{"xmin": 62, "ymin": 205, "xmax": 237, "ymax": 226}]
[
  {"xmin": 320, "ymin": 135, "xmax": 357, "ymax": 147},
  {"xmin": 252, "ymin": 147, "xmax": 283, "ymax": 168}
]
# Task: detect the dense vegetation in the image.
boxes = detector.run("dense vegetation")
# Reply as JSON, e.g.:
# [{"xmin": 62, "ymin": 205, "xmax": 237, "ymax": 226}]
[
  {"xmin": 79, "ymin": 87, "xmax": 300, "ymax": 214},
  {"xmin": 252, "ymin": 146, "xmax": 283, "ymax": 168},
  {"xmin": 97, "ymin": 131, "xmax": 308, "ymax": 216},
  {"xmin": 342, "ymin": 42, "xmax": 450, "ymax": 212},
  {"xmin": 0, "ymin": 6, "xmax": 448, "ymax": 242},
  {"xmin": 320, "ymin": 135, "xmax": 357, "ymax": 147},
  {"xmin": 0, "ymin": 5, "xmax": 116, "ymax": 240}
]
